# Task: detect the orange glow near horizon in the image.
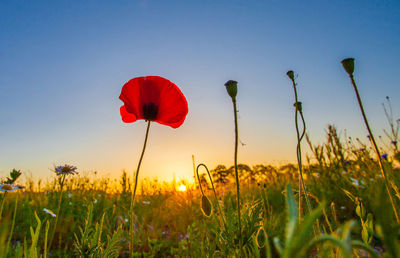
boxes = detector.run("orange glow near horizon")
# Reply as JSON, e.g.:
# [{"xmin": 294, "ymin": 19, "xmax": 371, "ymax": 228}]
[{"xmin": 178, "ymin": 184, "xmax": 187, "ymax": 192}]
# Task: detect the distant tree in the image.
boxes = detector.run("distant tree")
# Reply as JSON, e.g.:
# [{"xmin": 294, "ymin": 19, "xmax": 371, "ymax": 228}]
[
  {"xmin": 211, "ymin": 165, "xmax": 232, "ymax": 185},
  {"xmin": 229, "ymin": 164, "xmax": 254, "ymax": 183},
  {"xmin": 279, "ymin": 164, "xmax": 297, "ymax": 181},
  {"xmin": 252, "ymin": 164, "xmax": 278, "ymax": 183}
]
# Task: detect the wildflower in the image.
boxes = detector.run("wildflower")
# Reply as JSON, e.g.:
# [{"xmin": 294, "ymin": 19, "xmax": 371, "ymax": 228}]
[
  {"xmin": 350, "ymin": 178, "xmax": 360, "ymax": 186},
  {"xmin": 93, "ymin": 198, "xmax": 98, "ymax": 204},
  {"xmin": 43, "ymin": 208, "xmax": 56, "ymax": 217},
  {"xmin": 345, "ymin": 160, "xmax": 350, "ymax": 164},
  {"xmin": 392, "ymin": 140, "xmax": 398, "ymax": 146},
  {"xmin": 67, "ymin": 193, "xmax": 72, "ymax": 198},
  {"xmin": 125, "ymin": 218, "xmax": 129, "ymax": 223},
  {"xmin": 178, "ymin": 234, "xmax": 189, "ymax": 241},
  {"xmin": 55, "ymin": 164, "xmax": 78, "ymax": 176},
  {"xmin": 381, "ymin": 153, "xmax": 388, "ymax": 160},
  {"xmin": 0, "ymin": 183, "xmax": 22, "ymax": 192},
  {"xmin": 142, "ymin": 201, "xmax": 150, "ymax": 205},
  {"xmin": 119, "ymin": 76, "xmax": 188, "ymax": 128}
]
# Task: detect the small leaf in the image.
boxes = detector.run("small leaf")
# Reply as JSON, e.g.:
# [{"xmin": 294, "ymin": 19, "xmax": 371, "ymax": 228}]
[
  {"xmin": 356, "ymin": 198, "xmax": 366, "ymax": 220},
  {"xmin": 366, "ymin": 213, "xmax": 373, "ymax": 231},
  {"xmin": 256, "ymin": 226, "xmax": 267, "ymax": 248},
  {"xmin": 362, "ymin": 225, "xmax": 371, "ymax": 244},
  {"xmin": 342, "ymin": 189, "xmax": 356, "ymax": 203},
  {"xmin": 201, "ymin": 195, "xmax": 212, "ymax": 217},
  {"xmin": 285, "ymin": 183, "xmax": 298, "ymax": 244}
]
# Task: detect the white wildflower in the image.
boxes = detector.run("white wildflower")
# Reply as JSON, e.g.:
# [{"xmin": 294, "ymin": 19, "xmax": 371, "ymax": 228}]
[
  {"xmin": 55, "ymin": 164, "xmax": 78, "ymax": 176},
  {"xmin": 43, "ymin": 208, "xmax": 56, "ymax": 217}
]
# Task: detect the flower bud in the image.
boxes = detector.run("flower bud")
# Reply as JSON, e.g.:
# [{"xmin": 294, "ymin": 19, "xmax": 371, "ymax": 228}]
[
  {"xmin": 256, "ymin": 226, "xmax": 267, "ymax": 248},
  {"xmin": 294, "ymin": 101, "xmax": 302, "ymax": 112},
  {"xmin": 201, "ymin": 195, "xmax": 212, "ymax": 217},
  {"xmin": 341, "ymin": 58, "xmax": 355, "ymax": 76},
  {"xmin": 224, "ymin": 80, "xmax": 238, "ymax": 100},
  {"xmin": 286, "ymin": 70, "xmax": 295, "ymax": 80}
]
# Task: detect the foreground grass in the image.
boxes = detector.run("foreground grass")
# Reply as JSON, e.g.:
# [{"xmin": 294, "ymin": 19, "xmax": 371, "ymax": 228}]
[{"xmin": 1, "ymin": 126, "xmax": 400, "ymax": 257}]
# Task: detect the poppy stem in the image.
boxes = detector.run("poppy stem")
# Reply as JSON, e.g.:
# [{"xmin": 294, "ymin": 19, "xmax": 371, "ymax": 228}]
[
  {"xmin": 130, "ymin": 120, "xmax": 151, "ymax": 257},
  {"xmin": 289, "ymin": 75, "xmax": 313, "ymax": 215},
  {"xmin": 196, "ymin": 164, "xmax": 227, "ymax": 229},
  {"xmin": 347, "ymin": 74, "xmax": 400, "ymax": 223},
  {"xmin": 232, "ymin": 99, "xmax": 243, "ymax": 251}
]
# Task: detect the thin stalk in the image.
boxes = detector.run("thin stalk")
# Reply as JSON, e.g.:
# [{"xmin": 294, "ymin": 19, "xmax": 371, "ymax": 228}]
[
  {"xmin": 290, "ymin": 77, "xmax": 313, "ymax": 214},
  {"xmin": 130, "ymin": 120, "xmax": 151, "ymax": 258},
  {"xmin": 196, "ymin": 164, "xmax": 227, "ymax": 229},
  {"xmin": 44, "ymin": 220, "xmax": 50, "ymax": 258},
  {"xmin": 348, "ymin": 74, "xmax": 400, "ymax": 223},
  {"xmin": 232, "ymin": 99, "xmax": 242, "ymax": 251},
  {"xmin": 192, "ymin": 155, "xmax": 196, "ymax": 184},
  {"xmin": 48, "ymin": 174, "xmax": 66, "ymax": 250},
  {"xmin": 0, "ymin": 191, "xmax": 8, "ymax": 219},
  {"xmin": 5, "ymin": 193, "xmax": 18, "ymax": 257}
]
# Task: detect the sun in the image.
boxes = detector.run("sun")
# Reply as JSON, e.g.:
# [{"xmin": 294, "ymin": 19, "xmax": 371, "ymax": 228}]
[{"xmin": 178, "ymin": 184, "xmax": 187, "ymax": 192}]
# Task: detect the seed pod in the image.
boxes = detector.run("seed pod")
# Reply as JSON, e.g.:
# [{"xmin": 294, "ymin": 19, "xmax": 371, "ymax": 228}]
[
  {"xmin": 224, "ymin": 80, "xmax": 238, "ymax": 100},
  {"xmin": 201, "ymin": 195, "xmax": 213, "ymax": 217},
  {"xmin": 341, "ymin": 58, "xmax": 355, "ymax": 76},
  {"xmin": 286, "ymin": 70, "xmax": 295, "ymax": 80}
]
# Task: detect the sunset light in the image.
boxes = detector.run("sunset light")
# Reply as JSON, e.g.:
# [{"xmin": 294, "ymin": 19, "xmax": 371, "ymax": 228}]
[
  {"xmin": 1, "ymin": 0, "xmax": 399, "ymax": 256},
  {"xmin": 178, "ymin": 184, "xmax": 187, "ymax": 192}
]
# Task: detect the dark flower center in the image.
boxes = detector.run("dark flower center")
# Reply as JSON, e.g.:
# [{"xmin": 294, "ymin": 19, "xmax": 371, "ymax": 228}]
[{"xmin": 142, "ymin": 103, "xmax": 158, "ymax": 121}]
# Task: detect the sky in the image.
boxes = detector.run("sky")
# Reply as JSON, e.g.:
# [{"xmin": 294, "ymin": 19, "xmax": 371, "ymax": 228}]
[{"xmin": 1, "ymin": 0, "xmax": 399, "ymax": 183}]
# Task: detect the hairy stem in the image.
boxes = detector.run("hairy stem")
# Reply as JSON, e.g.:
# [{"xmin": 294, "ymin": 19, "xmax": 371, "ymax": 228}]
[
  {"xmin": 290, "ymin": 78, "xmax": 312, "ymax": 215},
  {"xmin": 196, "ymin": 163, "xmax": 227, "ymax": 229},
  {"xmin": 232, "ymin": 100, "xmax": 242, "ymax": 250},
  {"xmin": 349, "ymin": 74, "xmax": 400, "ymax": 223},
  {"xmin": 130, "ymin": 120, "xmax": 151, "ymax": 257}
]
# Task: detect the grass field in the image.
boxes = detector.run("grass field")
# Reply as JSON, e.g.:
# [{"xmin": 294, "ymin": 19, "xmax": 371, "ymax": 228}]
[
  {"xmin": 1, "ymin": 63, "xmax": 400, "ymax": 257},
  {"xmin": 1, "ymin": 122, "xmax": 400, "ymax": 257}
]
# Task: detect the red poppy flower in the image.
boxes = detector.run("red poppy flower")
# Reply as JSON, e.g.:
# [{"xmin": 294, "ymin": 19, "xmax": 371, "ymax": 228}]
[{"xmin": 119, "ymin": 76, "xmax": 188, "ymax": 128}]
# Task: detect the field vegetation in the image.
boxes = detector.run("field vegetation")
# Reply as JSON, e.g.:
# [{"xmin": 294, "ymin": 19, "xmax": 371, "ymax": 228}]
[{"xmin": 1, "ymin": 60, "xmax": 400, "ymax": 257}]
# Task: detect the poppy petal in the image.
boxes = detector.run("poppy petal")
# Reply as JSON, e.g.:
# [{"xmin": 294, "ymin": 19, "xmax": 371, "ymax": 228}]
[
  {"xmin": 120, "ymin": 105, "xmax": 137, "ymax": 123},
  {"xmin": 155, "ymin": 80, "xmax": 188, "ymax": 127},
  {"xmin": 119, "ymin": 76, "xmax": 188, "ymax": 128}
]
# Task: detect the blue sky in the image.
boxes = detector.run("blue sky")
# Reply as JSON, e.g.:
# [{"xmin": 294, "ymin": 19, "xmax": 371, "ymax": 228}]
[{"xmin": 1, "ymin": 0, "xmax": 399, "ymax": 182}]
